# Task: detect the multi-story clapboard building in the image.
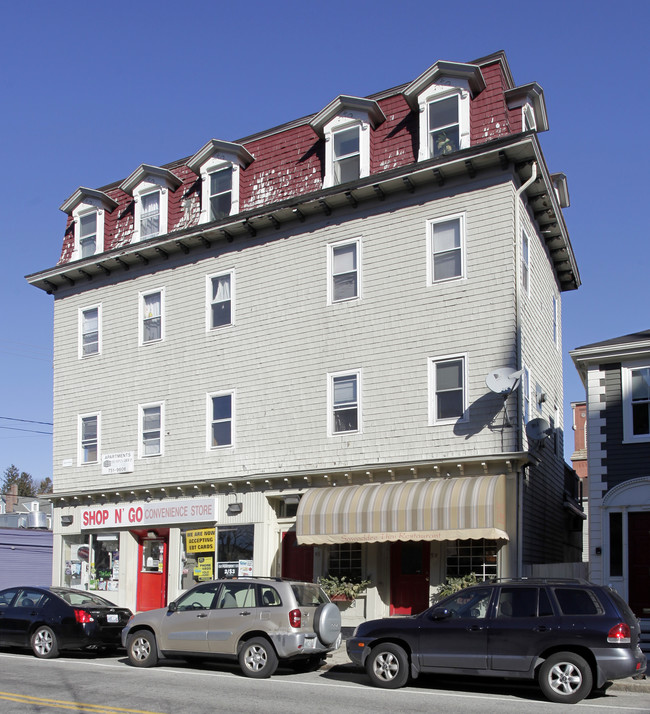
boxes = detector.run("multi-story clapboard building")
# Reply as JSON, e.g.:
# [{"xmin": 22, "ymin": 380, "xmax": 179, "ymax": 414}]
[{"xmin": 28, "ymin": 51, "xmax": 581, "ymax": 621}]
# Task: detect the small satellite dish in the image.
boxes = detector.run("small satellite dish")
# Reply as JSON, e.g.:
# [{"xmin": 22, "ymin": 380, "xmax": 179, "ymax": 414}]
[
  {"xmin": 526, "ymin": 418, "xmax": 552, "ymax": 442},
  {"xmin": 486, "ymin": 368, "xmax": 523, "ymax": 395}
]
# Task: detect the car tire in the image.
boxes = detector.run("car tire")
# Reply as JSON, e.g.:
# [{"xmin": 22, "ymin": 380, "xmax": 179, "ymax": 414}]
[
  {"xmin": 31, "ymin": 626, "xmax": 59, "ymax": 659},
  {"xmin": 538, "ymin": 651, "xmax": 593, "ymax": 704},
  {"xmin": 126, "ymin": 631, "xmax": 158, "ymax": 668},
  {"xmin": 314, "ymin": 602, "xmax": 341, "ymax": 646},
  {"xmin": 238, "ymin": 637, "xmax": 278, "ymax": 678},
  {"xmin": 366, "ymin": 643, "xmax": 409, "ymax": 689}
]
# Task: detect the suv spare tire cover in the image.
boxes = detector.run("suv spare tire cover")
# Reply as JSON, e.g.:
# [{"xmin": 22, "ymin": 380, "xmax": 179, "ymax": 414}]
[{"xmin": 314, "ymin": 602, "xmax": 341, "ymax": 645}]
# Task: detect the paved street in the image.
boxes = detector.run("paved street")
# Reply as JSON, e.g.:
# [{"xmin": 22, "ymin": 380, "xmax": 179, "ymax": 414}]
[{"xmin": 0, "ymin": 648, "xmax": 648, "ymax": 714}]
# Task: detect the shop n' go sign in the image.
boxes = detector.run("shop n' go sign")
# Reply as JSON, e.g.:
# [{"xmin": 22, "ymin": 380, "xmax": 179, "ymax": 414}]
[{"xmin": 80, "ymin": 497, "xmax": 217, "ymax": 529}]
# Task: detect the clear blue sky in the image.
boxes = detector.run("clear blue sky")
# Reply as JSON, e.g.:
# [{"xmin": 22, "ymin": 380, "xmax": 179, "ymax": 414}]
[{"xmin": 1, "ymin": 0, "xmax": 648, "ymax": 483}]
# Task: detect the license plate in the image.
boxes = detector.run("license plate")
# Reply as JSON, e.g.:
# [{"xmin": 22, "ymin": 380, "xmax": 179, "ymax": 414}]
[
  {"xmin": 107, "ymin": 614, "xmax": 119, "ymax": 623},
  {"xmin": 304, "ymin": 637, "xmax": 316, "ymax": 650}
]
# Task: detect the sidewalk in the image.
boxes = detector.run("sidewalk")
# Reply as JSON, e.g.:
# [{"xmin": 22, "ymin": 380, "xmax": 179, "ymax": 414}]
[{"xmin": 323, "ymin": 642, "xmax": 650, "ymax": 694}]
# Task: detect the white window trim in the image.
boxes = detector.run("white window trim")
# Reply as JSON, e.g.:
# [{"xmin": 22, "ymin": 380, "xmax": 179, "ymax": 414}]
[
  {"xmin": 206, "ymin": 390, "xmax": 235, "ymax": 450},
  {"xmin": 132, "ymin": 178, "xmax": 170, "ymax": 241},
  {"xmin": 426, "ymin": 213, "xmax": 466, "ymax": 285},
  {"xmin": 78, "ymin": 412, "xmax": 100, "ymax": 466},
  {"xmin": 552, "ymin": 294, "xmax": 559, "ymax": 349},
  {"xmin": 198, "ymin": 155, "xmax": 241, "ymax": 224},
  {"xmin": 205, "ymin": 270, "xmax": 235, "ymax": 331},
  {"xmin": 523, "ymin": 102, "xmax": 537, "ymax": 131},
  {"xmin": 327, "ymin": 238, "xmax": 362, "ymax": 305},
  {"xmin": 327, "ymin": 369, "xmax": 362, "ymax": 437},
  {"xmin": 78, "ymin": 304, "xmax": 102, "ymax": 359},
  {"xmin": 522, "ymin": 365, "xmax": 532, "ymax": 427},
  {"xmin": 71, "ymin": 202, "xmax": 106, "ymax": 260},
  {"xmin": 521, "ymin": 229, "xmax": 531, "ymax": 297},
  {"xmin": 139, "ymin": 288, "xmax": 165, "ymax": 346},
  {"xmin": 138, "ymin": 402, "xmax": 165, "ymax": 458},
  {"xmin": 323, "ymin": 114, "xmax": 371, "ymax": 189},
  {"xmin": 417, "ymin": 82, "xmax": 471, "ymax": 162},
  {"xmin": 428, "ymin": 354, "xmax": 468, "ymax": 425},
  {"xmin": 622, "ymin": 361, "xmax": 650, "ymax": 443}
]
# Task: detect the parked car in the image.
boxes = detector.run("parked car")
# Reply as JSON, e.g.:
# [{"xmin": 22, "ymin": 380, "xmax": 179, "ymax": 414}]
[
  {"xmin": 347, "ymin": 579, "xmax": 647, "ymax": 704},
  {"xmin": 122, "ymin": 577, "xmax": 342, "ymax": 678},
  {"xmin": 0, "ymin": 586, "xmax": 132, "ymax": 659}
]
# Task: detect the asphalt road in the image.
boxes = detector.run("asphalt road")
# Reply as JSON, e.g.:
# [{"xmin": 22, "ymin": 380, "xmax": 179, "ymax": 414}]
[{"xmin": 0, "ymin": 649, "xmax": 648, "ymax": 714}]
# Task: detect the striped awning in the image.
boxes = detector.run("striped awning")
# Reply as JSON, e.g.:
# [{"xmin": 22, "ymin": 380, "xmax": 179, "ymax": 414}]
[{"xmin": 296, "ymin": 474, "xmax": 508, "ymax": 545}]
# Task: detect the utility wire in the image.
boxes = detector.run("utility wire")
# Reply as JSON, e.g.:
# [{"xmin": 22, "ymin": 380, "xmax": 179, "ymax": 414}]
[{"xmin": 0, "ymin": 416, "xmax": 53, "ymax": 426}]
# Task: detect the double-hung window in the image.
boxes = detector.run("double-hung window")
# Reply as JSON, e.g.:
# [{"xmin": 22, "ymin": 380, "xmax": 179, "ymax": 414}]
[
  {"xmin": 207, "ymin": 272, "xmax": 233, "ymax": 329},
  {"xmin": 522, "ymin": 366, "xmax": 531, "ymax": 425},
  {"xmin": 140, "ymin": 191, "xmax": 160, "ymax": 239},
  {"xmin": 79, "ymin": 306, "xmax": 100, "ymax": 357},
  {"xmin": 427, "ymin": 215, "xmax": 464, "ymax": 284},
  {"xmin": 333, "ymin": 126, "xmax": 361, "ymax": 184},
  {"xmin": 208, "ymin": 392, "xmax": 233, "ymax": 449},
  {"xmin": 429, "ymin": 356, "xmax": 466, "ymax": 423},
  {"xmin": 552, "ymin": 295, "xmax": 558, "ymax": 347},
  {"xmin": 140, "ymin": 403, "xmax": 163, "ymax": 457},
  {"xmin": 140, "ymin": 289, "xmax": 164, "ymax": 344},
  {"xmin": 209, "ymin": 168, "xmax": 233, "ymax": 221},
  {"xmin": 521, "ymin": 230, "xmax": 530, "ymax": 295},
  {"xmin": 622, "ymin": 363, "xmax": 650, "ymax": 441},
  {"xmin": 329, "ymin": 371, "xmax": 361, "ymax": 435},
  {"xmin": 428, "ymin": 95, "xmax": 460, "ymax": 157},
  {"xmin": 79, "ymin": 414, "xmax": 99, "ymax": 464},
  {"xmin": 79, "ymin": 212, "xmax": 98, "ymax": 258},
  {"xmin": 329, "ymin": 240, "xmax": 359, "ymax": 303}
]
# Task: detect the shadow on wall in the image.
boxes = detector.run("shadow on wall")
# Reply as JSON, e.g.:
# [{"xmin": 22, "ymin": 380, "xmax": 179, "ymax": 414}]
[{"xmin": 453, "ymin": 392, "xmax": 517, "ymax": 443}]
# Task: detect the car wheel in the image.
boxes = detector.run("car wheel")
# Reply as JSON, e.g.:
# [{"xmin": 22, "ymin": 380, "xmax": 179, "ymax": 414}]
[
  {"xmin": 238, "ymin": 637, "xmax": 278, "ymax": 678},
  {"xmin": 126, "ymin": 631, "xmax": 158, "ymax": 668},
  {"xmin": 31, "ymin": 626, "xmax": 59, "ymax": 659},
  {"xmin": 539, "ymin": 652, "xmax": 593, "ymax": 704},
  {"xmin": 365, "ymin": 643, "xmax": 409, "ymax": 689},
  {"xmin": 314, "ymin": 602, "xmax": 341, "ymax": 646}
]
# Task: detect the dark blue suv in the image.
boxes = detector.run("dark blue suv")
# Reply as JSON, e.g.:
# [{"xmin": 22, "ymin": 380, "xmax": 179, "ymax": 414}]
[{"xmin": 347, "ymin": 579, "xmax": 646, "ymax": 704}]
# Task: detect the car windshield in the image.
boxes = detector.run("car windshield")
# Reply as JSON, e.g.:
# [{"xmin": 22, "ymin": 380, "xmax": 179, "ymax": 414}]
[
  {"xmin": 52, "ymin": 589, "xmax": 116, "ymax": 607},
  {"xmin": 291, "ymin": 583, "xmax": 328, "ymax": 607}
]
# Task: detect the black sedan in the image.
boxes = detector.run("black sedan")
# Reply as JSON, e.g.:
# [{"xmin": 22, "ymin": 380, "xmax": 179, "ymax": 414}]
[{"xmin": 0, "ymin": 586, "xmax": 132, "ymax": 658}]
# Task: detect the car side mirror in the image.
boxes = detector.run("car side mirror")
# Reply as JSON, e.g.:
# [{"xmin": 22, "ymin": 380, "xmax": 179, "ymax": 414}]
[
  {"xmin": 167, "ymin": 601, "xmax": 178, "ymax": 613},
  {"xmin": 430, "ymin": 607, "xmax": 451, "ymax": 620}
]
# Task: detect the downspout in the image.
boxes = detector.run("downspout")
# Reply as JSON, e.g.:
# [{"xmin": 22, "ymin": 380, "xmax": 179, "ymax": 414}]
[{"xmin": 514, "ymin": 161, "xmax": 537, "ymax": 577}]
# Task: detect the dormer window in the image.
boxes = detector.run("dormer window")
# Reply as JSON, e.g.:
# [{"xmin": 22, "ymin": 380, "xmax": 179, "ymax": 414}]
[
  {"xmin": 505, "ymin": 82, "xmax": 549, "ymax": 135},
  {"xmin": 333, "ymin": 126, "xmax": 361, "ymax": 184},
  {"xmin": 60, "ymin": 187, "xmax": 118, "ymax": 261},
  {"xmin": 310, "ymin": 95, "xmax": 385, "ymax": 190},
  {"xmin": 120, "ymin": 164, "xmax": 182, "ymax": 243},
  {"xmin": 402, "ymin": 61, "xmax": 485, "ymax": 163},
  {"xmin": 187, "ymin": 139, "xmax": 254, "ymax": 226}
]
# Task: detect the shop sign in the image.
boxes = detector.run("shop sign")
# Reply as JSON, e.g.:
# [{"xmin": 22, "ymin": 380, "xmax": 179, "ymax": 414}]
[
  {"xmin": 217, "ymin": 559, "xmax": 253, "ymax": 579},
  {"xmin": 195, "ymin": 556, "xmax": 214, "ymax": 581},
  {"xmin": 186, "ymin": 528, "xmax": 216, "ymax": 552},
  {"xmin": 80, "ymin": 497, "xmax": 218, "ymax": 530},
  {"xmin": 101, "ymin": 452, "xmax": 134, "ymax": 475}
]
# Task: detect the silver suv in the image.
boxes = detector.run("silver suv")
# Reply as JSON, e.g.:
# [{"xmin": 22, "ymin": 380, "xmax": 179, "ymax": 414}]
[{"xmin": 122, "ymin": 578, "xmax": 342, "ymax": 678}]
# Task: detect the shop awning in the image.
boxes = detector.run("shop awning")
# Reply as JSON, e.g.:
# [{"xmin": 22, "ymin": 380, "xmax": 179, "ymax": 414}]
[{"xmin": 296, "ymin": 474, "xmax": 508, "ymax": 545}]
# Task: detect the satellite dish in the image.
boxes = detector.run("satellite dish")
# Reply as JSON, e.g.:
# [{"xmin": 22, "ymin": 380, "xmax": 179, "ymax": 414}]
[
  {"xmin": 526, "ymin": 418, "xmax": 552, "ymax": 442},
  {"xmin": 485, "ymin": 368, "xmax": 523, "ymax": 395}
]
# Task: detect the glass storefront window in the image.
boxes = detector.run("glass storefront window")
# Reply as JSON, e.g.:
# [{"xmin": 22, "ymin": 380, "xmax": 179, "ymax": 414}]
[
  {"xmin": 63, "ymin": 533, "xmax": 120, "ymax": 591},
  {"xmin": 63, "ymin": 535, "xmax": 90, "ymax": 589},
  {"xmin": 445, "ymin": 539, "xmax": 498, "ymax": 580},
  {"xmin": 217, "ymin": 524, "xmax": 254, "ymax": 580},
  {"xmin": 181, "ymin": 528, "xmax": 216, "ymax": 589}
]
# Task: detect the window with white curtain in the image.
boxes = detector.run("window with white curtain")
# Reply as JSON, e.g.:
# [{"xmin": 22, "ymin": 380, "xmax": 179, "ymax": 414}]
[
  {"xmin": 140, "ymin": 191, "xmax": 160, "ymax": 238},
  {"xmin": 140, "ymin": 403, "xmax": 163, "ymax": 457},
  {"xmin": 140, "ymin": 290, "xmax": 163, "ymax": 344},
  {"xmin": 80, "ymin": 306, "xmax": 100, "ymax": 357},
  {"xmin": 427, "ymin": 214, "xmax": 464, "ymax": 284},
  {"xmin": 208, "ymin": 273, "xmax": 233, "ymax": 329},
  {"xmin": 329, "ymin": 240, "xmax": 359, "ymax": 303}
]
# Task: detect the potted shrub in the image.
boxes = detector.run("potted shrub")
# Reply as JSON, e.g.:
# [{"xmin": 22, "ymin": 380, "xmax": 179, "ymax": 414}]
[
  {"xmin": 431, "ymin": 572, "xmax": 485, "ymax": 604},
  {"xmin": 318, "ymin": 574, "xmax": 371, "ymax": 602}
]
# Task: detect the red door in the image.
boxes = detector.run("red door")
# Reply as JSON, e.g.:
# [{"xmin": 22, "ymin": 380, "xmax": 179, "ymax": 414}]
[
  {"xmin": 136, "ymin": 534, "xmax": 168, "ymax": 612},
  {"xmin": 390, "ymin": 541, "xmax": 430, "ymax": 615},
  {"xmin": 628, "ymin": 512, "xmax": 650, "ymax": 617},
  {"xmin": 281, "ymin": 530, "xmax": 314, "ymax": 582}
]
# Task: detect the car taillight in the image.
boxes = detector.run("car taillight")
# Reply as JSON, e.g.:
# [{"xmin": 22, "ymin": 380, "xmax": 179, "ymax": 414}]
[
  {"xmin": 74, "ymin": 609, "xmax": 94, "ymax": 624},
  {"xmin": 607, "ymin": 622, "xmax": 631, "ymax": 644},
  {"xmin": 289, "ymin": 609, "xmax": 301, "ymax": 628}
]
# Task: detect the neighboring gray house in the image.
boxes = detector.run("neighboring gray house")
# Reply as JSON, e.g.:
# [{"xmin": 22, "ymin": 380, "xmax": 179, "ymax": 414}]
[
  {"xmin": 27, "ymin": 51, "xmax": 581, "ymax": 620},
  {"xmin": 571, "ymin": 330, "xmax": 650, "ymax": 621}
]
